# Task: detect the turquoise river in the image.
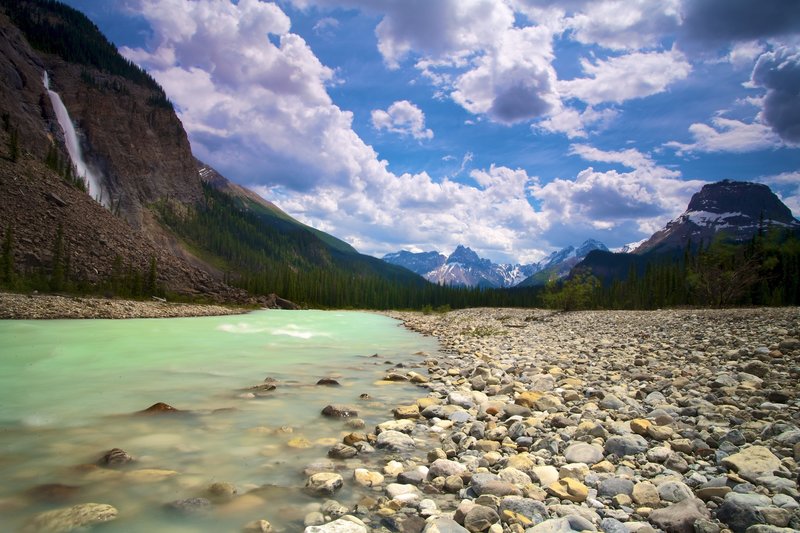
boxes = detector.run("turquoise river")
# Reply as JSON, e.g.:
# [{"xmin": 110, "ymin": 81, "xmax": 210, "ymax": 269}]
[{"xmin": 0, "ymin": 310, "xmax": 441, "ymax": 532}]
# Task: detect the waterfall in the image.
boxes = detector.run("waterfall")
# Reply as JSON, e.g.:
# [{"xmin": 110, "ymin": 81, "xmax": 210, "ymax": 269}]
[{"xmin": 43, "ymin": 71, "xmax": 108, "ymax": 207}]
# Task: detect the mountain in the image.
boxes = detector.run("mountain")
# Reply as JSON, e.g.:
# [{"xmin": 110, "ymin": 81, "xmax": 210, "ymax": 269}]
[
  {"xmin": 517, "ymin": 239, "xmax": 609, "ymax": 287},
  {"xmin": 0, "ymin": 0, "xmax": 425, "ymax": 306},
  {"xmin": 381, "ymin": 250, "xmax": 446, "ymax": 276},
  {"xmin": 383, "ymin": 245, "xmax": 538, "ymax": 288},
  {"xmin": 576, "ymin": 180, "xmax": 800, "ymax": 285},
  {"xmin": 636, "ymin": 180, "xmax": 800, "ymax": 255}
]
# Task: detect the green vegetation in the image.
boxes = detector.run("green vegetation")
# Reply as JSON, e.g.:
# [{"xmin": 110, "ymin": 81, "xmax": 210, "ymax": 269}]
[
  {"xmin": 542, "ymin": 229, "xmax": 800, "ymax": 310},
  {"xmin": 1, "ymin": 223, "xmax": 14, "ymax": 287},
  {"xmin": 45, "ymin": 142, "xmax": 87, "ymax": 191},
  {"xmin": 1, "ymin": 0, "xmax": 172, "ymax": 109},
  {"xmin": 155, "ymin": 182, "xmax": 542, "ymax": 309}
]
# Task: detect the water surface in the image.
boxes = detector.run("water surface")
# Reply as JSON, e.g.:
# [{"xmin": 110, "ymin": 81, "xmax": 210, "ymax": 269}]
[{"xmin": 0, "ymin": 310, "xmax": 438, "ymax": 531}]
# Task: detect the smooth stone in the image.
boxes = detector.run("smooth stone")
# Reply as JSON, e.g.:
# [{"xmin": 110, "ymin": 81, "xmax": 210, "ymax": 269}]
[
  {"xmin": 304, "ymin": 517, "xmax": 368, "ymax": 532},
  {"xmin": 499, "ymin": 496, "xmax": 548, "ymax": 526},
  {"xmin": 527, "ymin": 516, "xmax": 597, "ymax": 532},
  {"xmin": 559, "ymin": 463, "xmax": 589, "ymax": 481},
  {"xmin": 206, "ymin": 481, "xmax": 237, "ymax": 501},
  {"xmin": 498, "ymin": 467, "xmax": 532, "ymax": 486},
  {"xmin": 604, "ymin": 435, "xmax": 648, "ymax": 457},
  {"xmin": 22, "ymin": 503, "xmax": 118, "ymax": 533},
  {"xmin": 305, "ymin": 473, "xmax": 344, "ymax": 496},
  {"xmin": 305, "ymin": 512, "xmax": 325, "ymax": 527},
  {"xmin": 317, "ymin": 378, "xmax": 341, "ymax": 386},
  {"xmin": 632, "ymin": 481, "xmax": 660, "ymax": 507},
  {"xmin": 377, "ymin": 419, "xmax": 416, "ymax": 434},
  {"xmin": 321, "ymin": 405, "xmax": 358, "ymax": 418},
  {"xmin": 564, "ymin": 442, "xmax": 604, "ymax": 464},
  {"xmin": 242, "ymin": 519, "xmax": 275, "ymax": 532},
  {"xmin": 657, "ymin": 480, "xmax": 694, "ymax": 503},
  {"xmin": 716, "ymin": 492, "xmax": 771, "ymax": 533},
  {"xmin": 394, "ymin": 405, "xmax": 420, "ymax": 419},
  {"xmin": 599, "ymin": 394, "xmax": 626, "ymax": 410},
  {"xmin": 124, "ymin": 468, "xmax": 178, "ymax": 482},
  {"xmin": 464, "ymin": 505, "xmax": 500, "ymax": 532},
  {"xmin": 376, "ymin": 430, "xmax": 416, "ymax": 451},
  {"xmin": 422, "ymin": 517, "xmax": 469, "ymax": 532},
  {"xmin": 304, "ymin": 461, "xmax": 337, "ymax": 476},
  {"xmin": 648, "ymin": 497, "xmax": 710, "ymax": 533},
  {"xmin": 386, "ymin": 483, "xmax": 419, "ymax": 499},
  {"xmin": 598, "ymin": 477, "xmax": 635, "ymax": 498},
  {"xmin": 354, "ymin": 469, "xmax": 384, "ymax": 487},
  {"xmin": 328, "ymin": 443, "xmax": 358, "ymax": 459},
  {"xmin": 531, "ymin": 465, "xmax": 560, "ymax": 487},
  {"xmin": 138, "ymin": 402, "xmax": 180, "ymax": 414},
  {"xmin": 721, "ymin": 446, "xmax": 782, "ymax": 483},
  {"xmin": 428, "ymin": 459, "xmax": 467, "ymax": 479}
]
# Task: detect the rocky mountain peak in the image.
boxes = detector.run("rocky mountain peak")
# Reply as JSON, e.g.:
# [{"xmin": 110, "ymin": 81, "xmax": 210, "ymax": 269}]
[
  {"xmin": 446, "ymin": 245, "xmax": 483, "ymax": 265},
  {"xmin": 685, "ymin": 180, "xmax": 796, "ymax": 224}
]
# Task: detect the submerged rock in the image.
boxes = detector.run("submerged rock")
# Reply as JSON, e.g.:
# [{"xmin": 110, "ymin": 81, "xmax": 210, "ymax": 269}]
[
  {"xmin": 138, "ymin": 402, "xmax": 180, "ymax": 414},
  {"xmin": 99, "ymin": 447, "xmax": 133, "ymax": 467},
  {"xmin": 321, "ymin": 405, "xmax": 358, "ymax": 418},
  {"xmin": 22, "ymin": 503, "xmax": 118, "ymax": 532}
]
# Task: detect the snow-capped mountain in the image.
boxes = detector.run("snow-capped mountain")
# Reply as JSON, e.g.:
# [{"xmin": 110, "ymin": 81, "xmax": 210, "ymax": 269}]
[
  {"xmin": 613, "ymin": 238, "xmax": 648, "ymax": 254},
  {"xmin": 636, "ymin": 180, "xmax": 800, "ymax": 254},
  {"xmin": 382, "ymin": 245, "xmax": 537, "ymax": 288},
  {"xmin": 517, "ymin": 239, "xmax": 609, "ymax": 287},
  {"xmin": 380, "ymin": 250, "xmax": 446, "ymax": 276}
]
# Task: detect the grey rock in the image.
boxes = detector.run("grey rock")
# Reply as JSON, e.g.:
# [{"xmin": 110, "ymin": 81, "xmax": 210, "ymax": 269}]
[
  {"xmin": 165, "ymin": 497, "xmax": 212, "ymax": 516},
  {"xmin": 526, "ymin": 516, "xmax": 597, "ymax": 532},
  {"xmin": 604, "ymin": 435, "xmax": 648, "ymax": 457},
  {"xmin": 422, "ymin": 517, "xmax": 469, "ymax": 533},
  {"xmin": 304, "ymin": 517, "xmax": 368, "ymax": 532},
  {"xmin": 328, "ymin": 443, "xmax": 358, "ymax": 459},
  {"xmin": 463, "ymin": 505, "xmax": 499, "ymax": 532},
  {"xmin": 564, "ymin": 442, "xmax": 604, "ymax": 464},
  {"xmin": 598, "ymin": 477, "xmax": 634, "ymax": 498},
  {"xmin": 657, "ymin": 480, "xmax": 694, "ymax": 503},
  {"xmin": 321, "ymin": 405, "xmax": 358, "ymax": 418},
  {"xmin": 716, "ymin": 493, "xmax": 770, "ymax": 533},
  {"xmin": 428, "ymin": 459, "xmax": 467, "ymax": 479},
  {"xmin": 648, "ymin": 497, "xmax": 709, "ymax": 533},
  {"xmin": 376, "ymin": 430, "xmax": 416, "ymax": 451},
  {"xmin": 21, "ymin": 503, "xmax": 118, "ymax": 533},
  {"xmin": 499, "ymin": 496, "xmax": 548, "ymax": 525}
]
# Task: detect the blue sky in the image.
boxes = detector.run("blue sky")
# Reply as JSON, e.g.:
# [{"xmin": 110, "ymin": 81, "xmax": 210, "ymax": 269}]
[{"xmin": 63, "ymin": 0, "xmax": 800, "ymax": 263}]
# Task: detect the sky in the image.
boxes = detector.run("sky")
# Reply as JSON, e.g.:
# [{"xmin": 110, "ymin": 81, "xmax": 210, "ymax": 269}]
[{"xmin": 62, "ymin": 0, "xmax": 800, "ymax": 264}]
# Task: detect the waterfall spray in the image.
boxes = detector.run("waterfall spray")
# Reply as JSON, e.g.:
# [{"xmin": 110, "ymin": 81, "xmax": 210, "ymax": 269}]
[{"xmin": 43, "ymin": 71, "xmax": 108, "ymax": 207}]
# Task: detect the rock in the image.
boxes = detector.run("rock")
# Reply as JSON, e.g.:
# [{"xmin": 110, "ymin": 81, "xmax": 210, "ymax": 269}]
[
  {"xmin": 124, "ymin": 468, "xmax": 178, "ymax": 482},
  {"xmin": 304, "ymin": 460, "xmax": 337, "ymax": 476},
  {"xmin": 317, "ymin": 378, "xmax": 341, "ymax": 386},
  {"xmin": 242, "ymin": 519, "xmax": 275, "ymax": 532},
  {"xmin": 648, "ymin": 497, "xmax": 709, "ymax": 533},
  {"xmin": 305, "ymin": 473, "xmax": 344, "ymax": 496},
  {"xmin": 632, "ymin": 481, "xmax": 661, "ymax": 507},
  {"xmin": 630, "ymin": 419, "xmax": 652, "ymax": 436},
  {"xmin": 716, "ymin": 492, "xmax": 771, "ymax": 533},
  {"xmin": 99, "ymin": 448, "xmax": 133, "ymax": 467},
  {"xmin": 207, "ymin": 481, "xmax": 237, "ymax": 501},
  {"xmin": 25, "ymin": 484, "xmax": 81, "ymax": 504},
  {"xmin": 721, "ymin": 446, "xmax": 782, "ymax": 483},
  {"xmin": 463, "ymin": 505, "xmax": 500, "ymax": 532},
  {"xmin": 423, "ymin": 517, "xmax": 469, "ymax": 532},
  {"xmin": 376, "ymin": 430, "xmax": 416, "ymax": 451},
  {"xmin": 526, "ymin": 516, "xmax": 597, "ymax": 532},
  {"xmin": 165, "ymin": 497, "xmax": 212, "ymax": 516},
  {"xmin": 321, "ymin": 405, "xmax": 358, "ymax": 418},
  {"xmin": 304, "ymin": 517, "xmax": 368, "ymax": 532},
  {"xmin": 546, "ymin": 478, "xmax": 589, "ymax": 503},
  {"xmin": 564, "ymin": 442, "xmax": 604, "ymax": 464},
  {"xmin": 499, "ymin": 496, "xmax": 549, "ymax": 526},
  {"xmin": 604, "ymin": 435, "xmax": 648, "ymax": 457},
  {"xmin": 305, "ymin": 512, "xmax": 325, "ymax": 526},
  {"xmin": 21, "ymin": 503, "xmax": 118, "ymax": 533},
  {"xmin": 598, "ymin": 477, "xmax": 634, "ymax": 498},
  {"xmin": 428, "ymin": 459, "xmax": 467, "ymax": 479},
  {"xmin": 657, "ymin": 480, "xmax": 694, "ymax": 503},
  {"xmin": 394, "ymin": 405, "xmax": 420, "ymax": 419},
  {"xmin": 354, "ymin": 468, "xmax": 384, "ymax": 487},
  {"xmin": 138, "ymin": 402, "xmax": 180, "ymax": 414},
  {"xmin": 599, "ymin": 394, "xmax": 626, "ymax": 410},
  {"xmin": 328, "ymin": 443, "xmax": 358, "ymax": 459},
  {"xmin": 498, "ymin": 467, "xmax": 532, "ymax": 486}
]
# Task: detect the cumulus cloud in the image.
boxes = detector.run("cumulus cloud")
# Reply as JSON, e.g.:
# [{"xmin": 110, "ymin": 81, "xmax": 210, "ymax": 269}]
[
  {"xmin": 751, "ymin": 47, "xmax": 800, "ymax": 144},
  {"xmin": 531, "ymin": 144, "xmax": 705, "ymax": 241},
  {"xmin": 665, "ymin": 116, "xmax": 782, "ymax": 155},
  {"xmin": 564, "ymin": 0, "xmax": 681, "ymax": 50},
  {"xmin": 537, "ymin": 105, "xmax": 618, "ymax": 138},
  {"xmin": 680, "ymin": 0, "xmax": 800, "ymax": 46},
  {"xmin": 371, "ymin": 100, "xmax": 433, "ymax": 140},
  {"xmin": 313, "ymin": 16, "xmax": 339, "ymax": 35},
  {"xmin": 758, "ymin": 171, "xmax": 800, "ymax": 216},
  {"xmin": 559, "ymin": 50, "xmax": 692, "ymax": 105}
]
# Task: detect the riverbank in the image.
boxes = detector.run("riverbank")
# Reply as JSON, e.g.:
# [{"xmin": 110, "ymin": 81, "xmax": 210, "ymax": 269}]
[
  {"xmin": 333, "ymin": 307, "xmax": 800, "ymax": 533},
  {"xmin": 0, "ymin": 291, "xmax": 249, "ymax": 319}
]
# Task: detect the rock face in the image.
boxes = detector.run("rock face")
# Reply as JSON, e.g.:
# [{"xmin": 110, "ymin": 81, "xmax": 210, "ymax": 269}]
[{"xmin": 21, "ymin": 503, "xmax": 118, "ymax": 532}]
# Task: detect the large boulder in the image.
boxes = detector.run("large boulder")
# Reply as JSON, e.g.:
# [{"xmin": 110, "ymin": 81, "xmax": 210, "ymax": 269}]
[{"xmin": 22, "ymin": 503, "xmax": 118, "ymax": 533}]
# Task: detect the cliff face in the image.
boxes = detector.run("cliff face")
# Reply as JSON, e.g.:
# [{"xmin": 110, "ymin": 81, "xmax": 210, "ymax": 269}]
[{"xmin": 45, "ymin": 59, "xmax": 202, "ymax": 227}]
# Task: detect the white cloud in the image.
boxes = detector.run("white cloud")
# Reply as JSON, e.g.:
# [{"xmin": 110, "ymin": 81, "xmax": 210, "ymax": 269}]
[
  {"xmin": 665, "ymin": 116, "xmax": 782, "ymax": 155},
  {"xmin": 371, "ymin": 100, "xmax": 433, "ymax": 140},
  {"xmin": 727, "ymin": 40, "xmax": 766, "ymax": 68},
  {"xmin": 758, "ymin": 171, "xmax": 800, "ymax": 217},
  {"xmin": 559, "ymin": 49, "xmax": 692, "ymax": 105},
  {"xmin": 313, "ymin": 16, "xmax": 339, "ymax": 35},
  {"xmin": 537, "ymin": 104, "xmax": 618, "ymax": 138},
  {"xmin": 565, "ymin": 0, "xmax": 681, "ymax": 50}
]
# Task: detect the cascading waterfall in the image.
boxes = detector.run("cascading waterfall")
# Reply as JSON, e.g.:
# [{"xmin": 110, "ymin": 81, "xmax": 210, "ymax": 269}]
[{"xmin": 43, "ymin": 70, "xmax": 108, "ymax": 207}]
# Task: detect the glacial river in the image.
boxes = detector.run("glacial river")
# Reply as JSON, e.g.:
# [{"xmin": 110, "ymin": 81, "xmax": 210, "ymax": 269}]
[{"xmin": 0, "ymin": 310, "xmax": 439, "ymax": 531}]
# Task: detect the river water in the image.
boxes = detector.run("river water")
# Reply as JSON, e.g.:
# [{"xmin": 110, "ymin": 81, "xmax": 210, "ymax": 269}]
[{"xmin": 0, "ymin": 310, "xmax": 439, "ymax": 531}]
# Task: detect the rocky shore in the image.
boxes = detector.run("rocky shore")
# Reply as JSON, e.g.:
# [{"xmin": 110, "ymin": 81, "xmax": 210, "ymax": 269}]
[
  {"xmin": 292, "ymin": 307, "xmax": 800, "ymax": 533},
  {"xmin": 0, "ymin": 291, "xmax": 248, "ymax": 319}
]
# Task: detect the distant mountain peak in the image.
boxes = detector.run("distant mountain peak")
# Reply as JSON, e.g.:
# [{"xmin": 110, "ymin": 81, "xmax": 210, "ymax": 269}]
[
  {"xmin": 637, "ymin": 180, "xmax": 799, "ymax": 254},
  {"xmin": 446, "ymin": 245, "xmax": 482, "ymax": 264}
]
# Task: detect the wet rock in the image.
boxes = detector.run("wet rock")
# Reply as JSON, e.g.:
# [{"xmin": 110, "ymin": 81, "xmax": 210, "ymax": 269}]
[
  {"xmin": 99, "ymin": 447, "xmax": 133, "ymax": 467},
  {"xmin": 328, "ymin": 443, "xmax": 358, "ymax": 459},
  {"xmin": 242, "ymin": 519, "xmax": 275, "ymax": 532},
  {"xmin": 376, "ymin": 430, "xmax": 416, "ymax": 452},
  {"xmin": 317, "ymin": 378, "xmax": 341, "ymax": 386},
  {"xmin": 648, "ymin": 497, "xmax": 709, "ymax": 533},
  {"xmin": 304, "ymin": 516, "xmax": 368, "ymax": 532},
  {"xmin": 422, "ymin": 517, "xmax": 469, "ymax": 532},
  {"xmin": 207, "ymin": 481, "xmax": 237, "ymax": 501},
  {"xmin": 165, "ymin": 497, "xmax": 212, "ymax": 516},
  {"xmin": 138, "ymin": 402, "xmax": 180, "ymax": 414},
  {"xmin": 21, "ymin": 503, "xmax": 118, "ymax": 533},
  {"xmin": 25, "ymin": 484, "xmax": 81, "ymax": 504},
  {"xmin": 321, "ymin": 405, "xmax": 358, "ymax": 418},
  {"xmin": 305, "ymin": 473, "xmax": 344, "ymax": 496}
]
